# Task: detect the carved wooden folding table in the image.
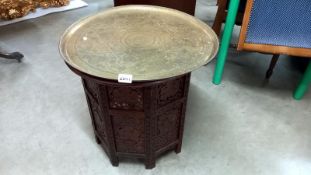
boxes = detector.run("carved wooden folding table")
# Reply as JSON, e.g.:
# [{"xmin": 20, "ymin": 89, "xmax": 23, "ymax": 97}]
[{"xmin": 59, "ymin": 5, "xmax": 218, "ymax": 169}]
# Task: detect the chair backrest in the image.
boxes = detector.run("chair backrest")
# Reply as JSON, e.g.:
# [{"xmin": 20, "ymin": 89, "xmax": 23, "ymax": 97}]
[
  {"xmin": 238, "ymin": 0, "xmax": 311, "ymax": 58},
  {"xmin": 113, "ymin": 0, "xmax": 196, "ymax": 15}
]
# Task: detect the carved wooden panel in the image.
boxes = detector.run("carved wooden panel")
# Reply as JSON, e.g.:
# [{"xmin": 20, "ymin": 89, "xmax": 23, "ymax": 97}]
[
  {"xmin": 92, "ymin": 102, "xmax": 108, "ymax": 143},
  {"xmin": 108, "ymin": 87, "xmax": 143, "ymax": 110},
  {"xmin": 111, "ymin": 112, "xmax": 145, "ymax": 153},
  {"xmin": 84, "ymin": 79, "xmax": 100, "ymax": 103},
  {"xmin": 79, "ymin": 73, "xmax": 190, "ymax": 169},
  {"xmin": 157, "ymin": 77, "xmax": 185, "ymax": 107},
  {"xmin": 83, "ymin": 79, "xmax": 108, "ymax": 144},
  {"xmin": 154, "ymin": 105, "xmax": 181, "ymax": 150}
]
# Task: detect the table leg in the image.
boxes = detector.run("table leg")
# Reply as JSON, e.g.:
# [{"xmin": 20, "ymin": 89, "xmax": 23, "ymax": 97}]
[
  {"xmin": 293, "ymin": 62, "xmax": 311, "ymax": 100},
  {"xmin": 213, "ymin": 0, "xmax": 241, "ymax": 85}
]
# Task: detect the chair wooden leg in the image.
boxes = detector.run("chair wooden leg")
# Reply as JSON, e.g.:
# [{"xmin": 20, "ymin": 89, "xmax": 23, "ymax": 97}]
[
  {"xmin": 265, "ymin": 54, "xmax": 280, "ymax": 79},
  {"xmin": 212, "ymin": 0, "xmax": 227, "ymax": 36},
  {"xmin": 212, "ymin": 12, "xmax": 225, "ymax": 36},
  {"xmin": 293, "ymin": 61, "xmax": 311, "ymax": 100}
]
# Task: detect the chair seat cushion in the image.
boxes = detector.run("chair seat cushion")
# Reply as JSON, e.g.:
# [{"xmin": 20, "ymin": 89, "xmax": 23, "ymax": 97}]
[{"xmin": 245, "ymin": 0, "xmax": 311, "ymax": 49}]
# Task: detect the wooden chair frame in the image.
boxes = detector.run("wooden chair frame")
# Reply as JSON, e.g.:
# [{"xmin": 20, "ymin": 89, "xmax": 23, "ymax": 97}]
[
  {"xmin": 213, "ymin": 0, "xmax": 278, "ymax": 78},
  {"xmin": 237, "ymin": 0, "xmax": 311, "ymax": 99},
  {"xmin": 113, "ymin": 0, "xmax": 196, "ymax": 15},
  {"xmin": 212, "ymin": 0, "xmax": 311, "ymax": 99},
  {"xmin": 212, "ymin": 0, "xmax": 244, "ymax": 36}
]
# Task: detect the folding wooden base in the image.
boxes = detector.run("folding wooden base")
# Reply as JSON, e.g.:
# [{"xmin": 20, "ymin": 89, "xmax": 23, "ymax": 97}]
[{"xmin": 68, "ymin": 65, "xmax": 190, "ymax": 169}]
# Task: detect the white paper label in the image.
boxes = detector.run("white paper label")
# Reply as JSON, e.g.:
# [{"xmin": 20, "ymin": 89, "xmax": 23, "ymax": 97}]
[{"xmin": 118, "ymin": 74, "xmax": 133, "ymax": 83}]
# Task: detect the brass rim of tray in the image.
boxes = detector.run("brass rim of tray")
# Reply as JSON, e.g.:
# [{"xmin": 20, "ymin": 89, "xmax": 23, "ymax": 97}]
[{"xmin": 59, "ymin": 5, "xmax": 219, "ymax": 81}]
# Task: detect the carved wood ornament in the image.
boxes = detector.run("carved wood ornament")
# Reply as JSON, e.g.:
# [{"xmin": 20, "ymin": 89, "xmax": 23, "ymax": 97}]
[{"xmin": 70, "ymin": 65, "xmax": 191, "ymax": 169}]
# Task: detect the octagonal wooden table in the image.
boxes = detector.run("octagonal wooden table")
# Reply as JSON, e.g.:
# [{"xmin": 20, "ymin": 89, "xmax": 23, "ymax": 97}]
[{"xmin": 59, "ymin": 5, "xmax": 218, "ymax": 169}]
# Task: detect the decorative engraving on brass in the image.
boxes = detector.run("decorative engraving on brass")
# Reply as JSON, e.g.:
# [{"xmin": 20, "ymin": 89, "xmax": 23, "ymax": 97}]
[{"xmin": 60, "ymin": 5, "xmax": 219, "ymax": 81}]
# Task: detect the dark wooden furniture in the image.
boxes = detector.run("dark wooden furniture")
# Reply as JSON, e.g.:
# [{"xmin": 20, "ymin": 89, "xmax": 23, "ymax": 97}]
[
  {"xmin": 59, "ymin": 6, "xmax": 218, "ymax": 169},
  {"xmin": 70, "ymin": 66, "xmax": 190, "ymax": 169},
  {"xmin": 114, "ymin": 0, "xmax": 196, "ymax": 15},
  {"xmin": 212, "ymin": 0, "xmax": 246, "ymax": 36}
]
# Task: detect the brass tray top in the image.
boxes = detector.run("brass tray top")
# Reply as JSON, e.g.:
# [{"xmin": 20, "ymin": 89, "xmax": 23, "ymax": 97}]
[{"xmin": 60, "ymin": 5, "xmax": 219, "ymax": 81}]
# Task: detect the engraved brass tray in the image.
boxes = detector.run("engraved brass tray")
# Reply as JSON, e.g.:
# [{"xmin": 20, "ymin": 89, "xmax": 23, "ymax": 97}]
[{"xmin": 60, "ymin": 5, "xmax": 219, "ymax": 81}]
